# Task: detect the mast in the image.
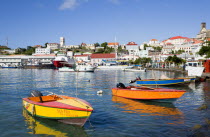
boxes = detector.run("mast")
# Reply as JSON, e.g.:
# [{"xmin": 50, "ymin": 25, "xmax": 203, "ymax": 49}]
[{"xmin": 115, "ymin": 36, "xmax": 118, "ymax": 59}]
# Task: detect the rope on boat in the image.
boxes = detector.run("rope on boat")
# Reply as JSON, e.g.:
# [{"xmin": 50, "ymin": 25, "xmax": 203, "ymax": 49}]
[{"xmin": 88, "ymin": 118, "xmax": 94, "ymax": 129}]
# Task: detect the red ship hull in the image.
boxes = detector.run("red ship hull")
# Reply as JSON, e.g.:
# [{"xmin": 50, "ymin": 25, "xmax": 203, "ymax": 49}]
[
  {"xmin": 53, "ymin": 60, "xmax": 74, "ymax": 68},
  {"xmin": 53, "ymin": 60, "xmax": 65, "ymax": 68}
]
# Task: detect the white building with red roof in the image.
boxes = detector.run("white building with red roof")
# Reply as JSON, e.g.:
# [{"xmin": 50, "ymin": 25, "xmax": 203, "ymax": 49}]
[
  {"xmin": 90, "ymin": 53, "xmax": 116, "ymax": 65},
  {"xmin": 107, "ymin": 42, "xmax": 119, "ymax": 49},
  {"xmin": 148, "ymin": 39, "xmax": 160, "ymax": 47},
  {"xmin": 74, "ymin": 54, "xmax": 90, "ymax": 62},
  {"xmin": 162, "ymin": 36, "xmax": 189, "ymax": 46},
  {"xmin": 125, "ymin": 41, "xmax": 140, "ymax": 56}
]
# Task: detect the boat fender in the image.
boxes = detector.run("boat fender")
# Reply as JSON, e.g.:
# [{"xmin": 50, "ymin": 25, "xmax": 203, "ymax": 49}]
[
  {"xmin": 97, "ymin": 90, "xmax": 103, "ymax": 94},
  {"xmin": 116, "ymin": 83, "xmax": 126, "ymax": 89}
]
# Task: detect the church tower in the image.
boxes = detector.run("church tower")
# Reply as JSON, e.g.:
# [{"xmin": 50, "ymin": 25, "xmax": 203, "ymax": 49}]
[
  {"xmin": 60, "ymin": 37, "xmax": 65, "ymax": 47},
  {"xmin": 201, "ymin": 22, "xmax": 206, "ymax": 30},
  {"xmin": 200, "ymin": 22, "xmax": 207, "ymax": 32},
  {"xmin": 196, "ymin": 22, "xmax": 210, "ymax": 39}
]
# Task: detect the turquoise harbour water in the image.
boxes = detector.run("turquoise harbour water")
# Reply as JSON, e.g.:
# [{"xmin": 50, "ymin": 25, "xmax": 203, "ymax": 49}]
[{"xmin": 0, "ymin": 69, "xmax": 210, "ymax": 137}]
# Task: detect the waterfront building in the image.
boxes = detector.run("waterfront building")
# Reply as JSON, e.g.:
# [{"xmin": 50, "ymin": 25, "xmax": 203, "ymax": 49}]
[
  {"xmin": 35, "ymin": 47, "xmax": 51, "ymax": 55},
  {"xmin": 196, "ymin": 22, "xmax": 210, "ymax": 40},
  {"xmin": 28, "ymin": 54, "xmax": 55, "ymax": 65},
  {"xmin": 0, "ymin": 55, "xmax": 23, "ymax": 67},
  {"xmin": 47, "ymin": 43, "xmax": 60, "ymax": 50},
  {"xmin": 90, "ymin": 53, "xmax": 116, "ymax": 65},
  {"xmin": 74, "ymin": 54, "xmax": 91, "ymax": 62},
  {"xmin": 0, "ymin": 54, "xmax": 55, "ymax": 67}
]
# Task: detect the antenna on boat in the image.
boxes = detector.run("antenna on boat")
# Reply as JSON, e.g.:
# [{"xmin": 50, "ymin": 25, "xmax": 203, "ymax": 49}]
[{"xmin": 152, "ymin": 69, "xmax": 158, "ymax": 88}]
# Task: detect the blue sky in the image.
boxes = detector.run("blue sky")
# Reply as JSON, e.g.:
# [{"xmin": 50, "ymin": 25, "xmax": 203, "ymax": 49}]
[{"xmin": 0, "ymin": 0, "xmax": 210, "ymax": 49}]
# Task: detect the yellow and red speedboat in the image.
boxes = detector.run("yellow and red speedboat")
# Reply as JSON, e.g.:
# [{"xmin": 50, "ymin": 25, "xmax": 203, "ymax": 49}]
[
  {"xmin": 22, "ymin": 91, "xmax": 93, "ymax": 127},
  {"xmin": 112, "ymin": 83, "xmax": 186, "ymax": 102}
]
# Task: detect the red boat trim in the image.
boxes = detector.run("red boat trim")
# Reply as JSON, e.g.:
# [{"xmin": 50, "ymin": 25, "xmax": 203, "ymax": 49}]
[
  {"xmin": 112, "ymin": 88, "xmax": 186, "ymax": 92},
  {"xmin": 23, "ymin": 98, "xmax": 93, "ymax": 112},
  {"xmin": 114, "ymin": 95, "xmax": 179, "ymax": 100}
]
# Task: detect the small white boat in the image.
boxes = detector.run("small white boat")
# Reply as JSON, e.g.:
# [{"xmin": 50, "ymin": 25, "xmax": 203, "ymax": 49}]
[
  {"xmin": 76, "ymin": 63, "xmax": 97, "ymax": 72},
  {"xmin": 123, "ymin": 67, "xmax": 146, "ymax": 72},
  {"xmin": 58, "ymin": 67, "xmax": 75, "ymax": 72}
]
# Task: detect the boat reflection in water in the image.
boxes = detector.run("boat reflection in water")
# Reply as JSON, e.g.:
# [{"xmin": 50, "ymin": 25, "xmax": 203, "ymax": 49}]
[
  {"xmin": 22, "ymin": 109, "xmax": 88, "ymax": 137},
  {"xmin": 112, "ymin": 96, "xmax": 184, "ymax": 124}
]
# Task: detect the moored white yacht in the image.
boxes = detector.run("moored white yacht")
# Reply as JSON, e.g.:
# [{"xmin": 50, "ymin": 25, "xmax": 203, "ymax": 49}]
[{"xmin": 75, "ymin": 63, "xmax": 97, "ymax": 72}]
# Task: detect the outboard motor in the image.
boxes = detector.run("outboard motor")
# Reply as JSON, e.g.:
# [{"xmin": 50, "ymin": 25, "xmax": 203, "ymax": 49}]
[
  {"xmin": 116, "ymin": 83, "xmax": 126, "ymax": 89},
  {"xmin": 30, "ymin": 90, "xmax": 43, "ymax": 97}
]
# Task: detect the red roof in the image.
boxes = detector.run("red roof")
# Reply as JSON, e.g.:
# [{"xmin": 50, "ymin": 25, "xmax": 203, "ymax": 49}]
[
  {"xmin": 33, "ymin": 45, "xmax": 42, "ymax": 48},
  {"xmin": 81, "ymin": 43, "xmax": 86, "ymax": 45},
  {"xmin": 185, "ymin": 38, "xmax": 203, "ymax": 44},
  {"xmin": 74, "ymin": 55, "xmax": 89, "ymax": 57},
  {"xmin": 91, "ymin": 53, "xmax": 116, "ymax": 59},
  {"xmin": 162, "ymin": 40, "xmax": 167, "ymax": 43},
  {"xmin": 150, "ymin": 39, "xmax": 158, "ymax": 41},
  {"xmin": 126, "ymin": 41, "xmax": 138, "ymax": 45},
  {"xmin": 169, "ymin": 36, "xmax": 188, "ymax": 40},
  {"xmin": 108, "ymin": 42, "xmax": 119, "ymax": 45}
]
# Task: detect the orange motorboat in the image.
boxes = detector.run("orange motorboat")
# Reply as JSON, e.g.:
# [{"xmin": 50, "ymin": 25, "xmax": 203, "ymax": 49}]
[{"xmin": 112, "ymin": 83, "xmax": 186, "ymax": 102}]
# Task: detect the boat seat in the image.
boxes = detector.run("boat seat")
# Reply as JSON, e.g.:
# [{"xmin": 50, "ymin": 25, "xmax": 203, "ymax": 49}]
[{"xmin": 28, "ymin": 95, "xmax": 60, "ymax": 103}]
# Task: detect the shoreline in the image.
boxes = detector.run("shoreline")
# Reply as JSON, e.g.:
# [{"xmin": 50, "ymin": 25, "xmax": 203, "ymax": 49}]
[{"xmin": 147, "ymin": 68, "xmax": 210, "ymax": 77}]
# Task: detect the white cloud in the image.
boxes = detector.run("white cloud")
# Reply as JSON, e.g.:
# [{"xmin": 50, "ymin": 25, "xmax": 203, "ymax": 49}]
[
  {"xmin": 59, "ymin": 0, "xmax": 79, "ymax": 10},
  {"xmin": 59, "ymin": 0, "xmax": 122, "ymax": 10}
]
